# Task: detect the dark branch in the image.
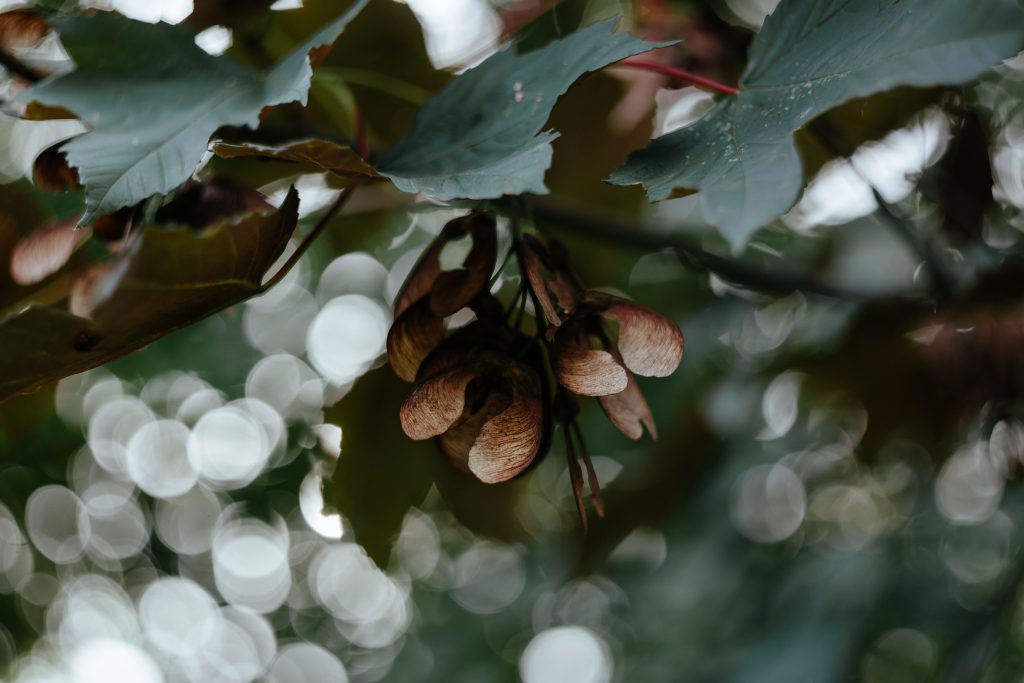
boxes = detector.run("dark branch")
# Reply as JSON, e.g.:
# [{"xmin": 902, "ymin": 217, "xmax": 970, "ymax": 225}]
[{"xmin": 524, "ymin": 197, "xmax": 933, "ymax": 307}]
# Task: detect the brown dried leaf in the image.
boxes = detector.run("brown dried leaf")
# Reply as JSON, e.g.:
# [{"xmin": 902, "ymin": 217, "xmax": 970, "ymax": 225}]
[
  {"xmin": 601, "ymin": 299, "xmax": 684, "ymax": 377},
  {"xmin": 438, "ymin": 387, "xmax": 509, "ymax": 473},
  {"xmin": 33, "ymin": 147, "xmax": 80, "ymax": 191},
  {"xmin": 598, "ymin": 371, "xmax": 657, "ymax": 440},
  {"xmin": 399, "ymin": 366, "xmax": 478, "ymax": 440},
  {"xmin": 213, "ymin": 140, "xmax": 380, "ymax": 180},
  {"xmin": 468, "ymin": 394, "xmax": 543, "ymax": 483},
  {"xmin": 10, "ymin": 219, "xmax": 87, "ymax": 285},
  {"xmin": 553, "ymin": 336, "xmax": 628, "ymax": 396},
  {"xmin": 387, "ymin": 296, "xmax": 446, "ymax": 382}
]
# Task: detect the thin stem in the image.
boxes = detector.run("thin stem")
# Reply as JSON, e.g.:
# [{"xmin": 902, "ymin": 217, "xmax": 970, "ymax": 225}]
[
  {"xmin": 618, "ymin": 58, "xmax": 739, "ymax": 96},
  {"xmin": 261, "ymin": 183, "xmax": 358, "ymax": 292},
  {"xmin": 524, "ymin": 197, "xmax": 932, "ymax": 307},
  {"xmin": 807, "ymin": 118, "xmax": 954, "ymax": 302}
]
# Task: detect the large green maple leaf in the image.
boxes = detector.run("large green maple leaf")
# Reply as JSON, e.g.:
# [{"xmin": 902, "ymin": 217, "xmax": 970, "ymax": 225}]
[
  {"xmin": 374, "ymin": 19, "xmax": 671, "ymax": 200},
  {"xmin": 23, "ymin": 1, "xmax": 366, "ymax": 223},
  {"xmin": 609, "ymin": 0, "xmax": 1024, "ymax": 251}
]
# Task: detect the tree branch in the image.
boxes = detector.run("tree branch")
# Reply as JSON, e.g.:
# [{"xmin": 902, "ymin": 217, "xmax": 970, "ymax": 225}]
[
  {"xmin": 261, "ymin": 183, "xmax": 358, "ymax": 291},
  {"xmin": 524, "ymin": 196, "xmax": 932, "ymax": 306}
]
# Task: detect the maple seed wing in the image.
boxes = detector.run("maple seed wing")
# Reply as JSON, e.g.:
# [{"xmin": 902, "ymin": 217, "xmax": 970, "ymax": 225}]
[
  {"xmin": 553, "ymin": 336, "xmax": 629, "ymax": 396},
  {"xmin": 387, "ymin": 297, "xmax": 446, "ymax": 382},
  {"xmin": 468, "ymin": 394, "xmax": 544, "ymax": 483},
  {"xmin": 598, "ymin": 371, "xmax": 658, "ymax": 440},
  {"xmin": 600, "ymin": 300, "xmax": 684, "ymax": 378},
  {"xmin": 399, "ymin": 366, "xmax": 478, "ymax": 440},
  {"xmin": 10, "ymin": 219, "xmax": 87, "ymax": 285},
  {"xmin": 429, "ymin": 212, "xmax": 498, "ymax": 316}
]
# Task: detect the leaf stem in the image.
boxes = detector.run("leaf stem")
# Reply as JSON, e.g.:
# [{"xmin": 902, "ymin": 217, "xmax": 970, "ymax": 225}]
[
  {"xmin": 261, "ymin": 183, "xmax": 358, "ymax": 292},
  {"xmin": 618, "ymin": 58, "xmax": 739, "ymax": 96}
]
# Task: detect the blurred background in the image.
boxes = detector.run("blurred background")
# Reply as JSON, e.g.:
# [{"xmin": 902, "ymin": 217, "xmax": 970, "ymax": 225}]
[{"xmin": 2, "ymin": 0, "xmax": 1024, "ymax": 681}]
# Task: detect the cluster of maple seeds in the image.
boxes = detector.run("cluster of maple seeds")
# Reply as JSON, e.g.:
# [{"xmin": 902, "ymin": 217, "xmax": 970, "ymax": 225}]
[{"xmin": 387, "ymin": 211, "xmax": 684, "ymax": 525}]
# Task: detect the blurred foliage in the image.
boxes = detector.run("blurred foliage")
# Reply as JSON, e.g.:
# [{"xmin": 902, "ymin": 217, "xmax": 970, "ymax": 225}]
[{"xmin": 0, "ymin": 1, "xmax": 1024, "ymax": 682}]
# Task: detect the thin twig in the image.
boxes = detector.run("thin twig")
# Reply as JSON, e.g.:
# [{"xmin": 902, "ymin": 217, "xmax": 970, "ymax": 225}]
[
  {"xmin": 618, "ymin": 58, "xmax": 739, "ymax": 96},
  {"xmin": 807, "ymin": 118, "xmax": 955, "ymax": 302},
  {"xmin": 261, "ymin": 183, "xmax": 358, "ymax": 291},
  {"xmin": 524, "ymin": 197, "xmax": 932, "ymax": 306}
]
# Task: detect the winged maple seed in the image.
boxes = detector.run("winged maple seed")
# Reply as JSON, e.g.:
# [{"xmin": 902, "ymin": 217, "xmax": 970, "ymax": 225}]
[{"xmin": 388, "ymin": 211, "xmax": 684, "ymax": 529}]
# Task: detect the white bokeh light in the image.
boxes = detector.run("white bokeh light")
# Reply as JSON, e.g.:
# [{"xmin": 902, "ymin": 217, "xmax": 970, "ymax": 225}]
[
  {"xmin": 126, "ymin": 419, "xmax": 198, "ymax": 498},
  {"xmin": 520, "ymin": 626, "xmax": 613, "ymax": 683},
  {"xmin": 306, "ymin": 295, "xmax": 391, "ymax": 385}
]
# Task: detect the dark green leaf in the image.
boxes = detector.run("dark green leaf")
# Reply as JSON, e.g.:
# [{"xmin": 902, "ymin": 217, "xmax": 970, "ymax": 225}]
[
  {"xmin": 0, "ymin": 188, "xmax": 299, "ymax": 401},
  {"xmin": 213, "ymin": 139, "xmax": 379, "ymax": 179},
  {"xmin": 610, "ymin": 0, "xmax": 1024, "ymax": 251},
  {"xmin": 374, "ymin": 19, "xmax": 670, "ymax": 200},
  {"xmin": 22, "ymin": 1, "xmax": 366, "ymax": 223}
]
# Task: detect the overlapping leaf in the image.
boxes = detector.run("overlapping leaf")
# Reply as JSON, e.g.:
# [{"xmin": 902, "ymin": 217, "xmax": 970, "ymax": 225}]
[
  {"xmin": 0, "ymin": 188, "xmax": 299, "ymax": 401},
  {"xmin": 610, "ymin": 0, "xmax": 1024, "ymax": 251},
  {"xmin": 22, "ymin": 1, "xmax": 366, "ymax": 222},
  {"xmin": 374, "ymin": 19, "xmax": 670, "ymax": 199},
  {"xmin": 213, "ymin": 139, "xmax": 378, "ymax": 179}
]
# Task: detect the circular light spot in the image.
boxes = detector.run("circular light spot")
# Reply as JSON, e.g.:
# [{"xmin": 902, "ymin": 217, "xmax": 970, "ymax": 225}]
[
  {"xmin": 87, "ymin": 397, "xmax": 156, "ymax": 477},
  {"xmin": 154, "ymin": 486, "xmax": 222, "ymax": 555},
  {"xmin": 188, "ymin": 406, "xmax": 271, "ymax": 489},
  {"xmin": 936, "ymin": 444, "xmax": 1003, "ymax": 525},
  {"xmin": 126, "ymin": 419, "xmax": 197, "ymax": 499},
  {"xmin": 212, "ymin": 515, "xmax": 291, "ymax": 614},
  {"xmin": 69, "ymin": 638, "xmax": 162, "ymax": 683},
  {"xmin": 306, "ymin": 295, "xmax": 390, "ymax": 385},
  {"xmin": 520, "ymin": 626, "xmax": 613, "ymax": 683},
  {"xmin": 452, "ymin": 542, "xmax": 525, "ymax": 614},
  {"xmin": 243, "ymin": 283, "xmax": 318, "ymax": 356},
  {"xmin": 139, "ymin": 577, "xmax": 221, "ymax": 658},
  {"xmin": 730, "ymin": 464, "xmax": 806, "ymax": 543},
  {"xmin": 299, "ymin": 469, "xmax": 343, "ymax": 539},
  {"xmin": 310, "ymin": 544, "xmax": 391, "ymax": 622},
  {"xmin": 318, "ymin": 252, "xmax": 389, "ymax": 303},
  {"xmin": 25, "ymin": 485, "xmax": 90, "ymax": 564},
  {"xmin": 268, "ymin": 643, "xmax": 348, "ymax": 683},
  {"xmin": 246, "ymin": 354, "xmax": 324, "ymax": 422}
]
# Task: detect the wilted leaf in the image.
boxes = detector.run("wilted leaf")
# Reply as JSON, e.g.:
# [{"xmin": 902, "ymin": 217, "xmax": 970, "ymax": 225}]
[
  {"xmin": 374, "ymin": 19, "xmax": 670, "ymax": 199},
  {"xmin": 213, "ymin": 139, "xmax": 379, "ymax": 179},
  {"xmin": 610, "ymin": 0, "xmax": 1024, "ymax": 251},
  {"xmin": 32, "ymin": 146, "xmax": 80, "ymax": 191},
  {"xmin": 23, "ymin": 1, "xmax": 367, "ymax": 223},
  {"xmin": 0, "ymin": 188, "xmax": 299, "ymax": 401}
]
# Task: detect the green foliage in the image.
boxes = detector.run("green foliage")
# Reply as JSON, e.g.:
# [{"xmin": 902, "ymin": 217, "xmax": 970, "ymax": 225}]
[
  {"xmin": 610, "ymin": 0, "xmax": 1024, "ymax": 250},
  {"xmin": 373, "ymin": 19, "xmax": 670, "ymax": 199},
  {"xmin": 24, "ymin": 1, "xmax": 366, "ymax": 222}
]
